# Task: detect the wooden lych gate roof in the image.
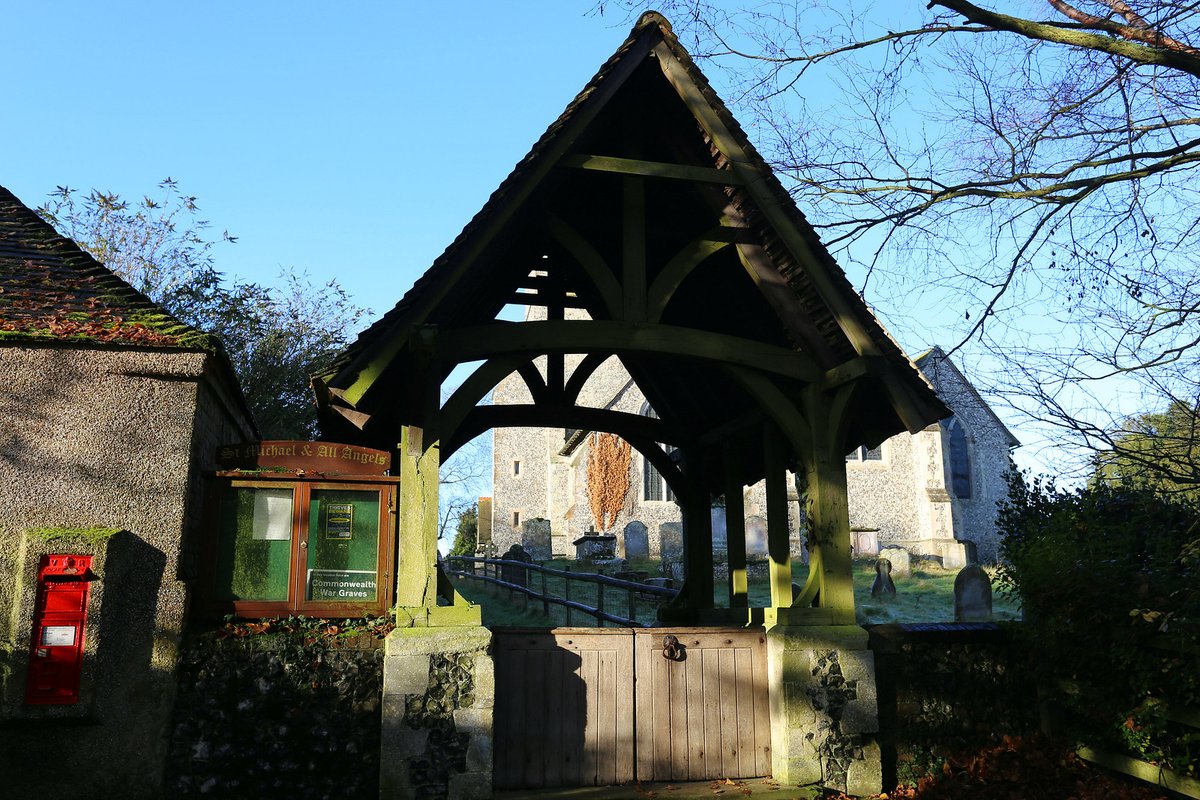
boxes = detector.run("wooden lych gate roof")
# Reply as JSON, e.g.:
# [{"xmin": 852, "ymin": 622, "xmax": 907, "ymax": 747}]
[{"xmin": 314, "ymin": 12, "xmax": 947, "ymax": 491}]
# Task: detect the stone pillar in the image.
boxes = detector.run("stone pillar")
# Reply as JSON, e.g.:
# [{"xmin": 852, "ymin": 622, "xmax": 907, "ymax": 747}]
[
  {"xmin": 380, "ymin": 626, "xmax": 494, "ymax": 800},
  {"xmin": 767, "ymin": 625, "xmax": 882, "ymax": 796}
]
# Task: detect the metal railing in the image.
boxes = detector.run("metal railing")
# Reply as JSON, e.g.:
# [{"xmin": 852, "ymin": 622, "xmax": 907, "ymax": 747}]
[{"xmin": 445, "ymin": 556, "xmax": 677, "ymax": 628}]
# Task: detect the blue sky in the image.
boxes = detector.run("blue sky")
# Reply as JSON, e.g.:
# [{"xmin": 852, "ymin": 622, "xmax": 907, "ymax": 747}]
[
  {"xmin": 3, "ymin": 2, "xmax": 628, "ymax": 310},
  {"xmin": 6, "ymin": 2, "xmax": 1072, "ymax": 476}
]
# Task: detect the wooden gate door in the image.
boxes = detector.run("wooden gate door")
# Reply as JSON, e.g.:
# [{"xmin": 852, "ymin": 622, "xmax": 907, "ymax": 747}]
[
  {"xmin": 493, "ymin": 629, "xmax": 634, "ymax": 789},
  {"xmin": 635, "ymin": 629, "xmax": 771, "ymax": 781},
  {"xmin": 493, "ymin": 627, "xmax": 769, "ymax": 789}
]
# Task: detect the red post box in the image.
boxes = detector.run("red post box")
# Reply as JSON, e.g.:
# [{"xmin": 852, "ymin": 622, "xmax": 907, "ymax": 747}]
[{"xmin": 25, "ymin": 554, "xmax": 97, "ymax": 705}]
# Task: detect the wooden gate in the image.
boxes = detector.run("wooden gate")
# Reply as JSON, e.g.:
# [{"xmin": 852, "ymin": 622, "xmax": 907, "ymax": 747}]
[{"xmin": 493, "ymin": 627, "xmax": 770, "ymax": 789}]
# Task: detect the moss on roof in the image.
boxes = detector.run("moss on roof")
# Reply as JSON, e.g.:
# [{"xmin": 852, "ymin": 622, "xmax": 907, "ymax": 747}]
[{"xmin": 0, "ymin": 186, "xmax": 217, "ymax": 351}]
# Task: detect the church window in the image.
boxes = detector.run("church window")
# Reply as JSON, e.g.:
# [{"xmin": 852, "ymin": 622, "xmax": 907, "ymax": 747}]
[
  {"xmin": 947, "ymin": 418, "xmax": 972, "ymax": 499},
  {"xmin": 641, "ymin": 403, "xmax": 675, "ymax": 502},
  {"xmin": 846, "ymin": 445, "xmax": 884, "ymax": 462}
]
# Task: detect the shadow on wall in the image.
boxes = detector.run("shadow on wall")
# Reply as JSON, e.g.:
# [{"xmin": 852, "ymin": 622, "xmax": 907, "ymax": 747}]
[
  {"xmin": 4, "ymin": 531, "xmax": 171, "ymax": 798},
  {"xmin": 95, "ymin": 531, "xmax": 168, "ymax": 713}
]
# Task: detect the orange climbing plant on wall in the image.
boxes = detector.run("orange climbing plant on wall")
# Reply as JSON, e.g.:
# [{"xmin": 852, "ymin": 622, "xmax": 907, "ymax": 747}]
[{"xmin": 586, "ymin": 432, "xmax": 631, "ymax": 532}]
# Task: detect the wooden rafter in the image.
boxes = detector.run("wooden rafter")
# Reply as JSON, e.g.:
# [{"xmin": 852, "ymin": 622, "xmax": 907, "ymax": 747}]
[
  {"xmin": 646, "ymin": 223, "xmax": 735, "ymax": 323},
  {"xmin": 442, "ymin": 403, "xmax": 685, "ymax": 460},
  {"xmin": 544, "ymin": 213, "xmax": 622, "ymax": 318},
  {"xmin": 563, "ymin": 352, "xmax": 612, "ymax": 407},
  {"xmin": 559, "ymin": 153, "xmax": 742, "ymax": 185},
  {"xmin": 651, "ymin": 39, "xmax": 884, "ymax": 360},
  {"xmin": 434, "ymin": 321, "xmax": 823, "ymax": 383}
]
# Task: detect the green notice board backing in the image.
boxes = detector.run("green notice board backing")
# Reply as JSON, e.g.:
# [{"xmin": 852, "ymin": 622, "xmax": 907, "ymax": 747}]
[{"xmin": 306, "ymin": 490, "xmax": 380, "ymax": 601}]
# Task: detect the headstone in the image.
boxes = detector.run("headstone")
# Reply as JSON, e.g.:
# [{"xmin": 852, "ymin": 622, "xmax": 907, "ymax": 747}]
[
  {"xmin": 623, "ymin": 521, "xmax": 650, "ymax": 560},
  {"xmin": 573, "ymin": 533, "xmax": 617, "ymax": 561},
  {"xmin": 870, "ymin": 557, "xmax": 897, "ymax": 598},
  {"xmin": 659, "ymin": 560, "xmax": 686, "ymax": 584},
  {"xmin": 852, "ymin": 529, "xmax": 880, "ymax": 557},
  {"xmin": 659, "ymin": 522, "xmax": 684, "ymax": 562},
  {"xmin": 500, "ymin": 544, "xmax": 533, "ymax": 588},
  {"xmin": 745, "ymin": 516, "xmax": 768, "ymax": 561},
  {"xmin": 521, "ymin": 518, "xmax": 552, "ymax": 561},
  {"xmin": 941, "ymin": 541, "xmax": 970, "ymax": 570},
  {"xmin": 879, "ymin": 546, "xmax": 911, "ymax": 578},
  {"xmin": 710, "ymin": 506, "xmax": 728, "ymax": 558},
  {"xmin": 954, "ymin": 564, "xmax": 993, "ymax": 622}
]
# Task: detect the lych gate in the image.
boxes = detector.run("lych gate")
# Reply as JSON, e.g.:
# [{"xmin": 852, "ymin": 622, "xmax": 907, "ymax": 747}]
[{"xmin": 313, "ymin": 12, "xmax": 947, "ymax": 798}]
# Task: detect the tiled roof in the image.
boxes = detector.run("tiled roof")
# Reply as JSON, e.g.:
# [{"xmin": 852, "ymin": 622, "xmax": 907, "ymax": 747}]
[{"xmin": 0, "ymin": 184, "xmax": 212, "ymax": 349}]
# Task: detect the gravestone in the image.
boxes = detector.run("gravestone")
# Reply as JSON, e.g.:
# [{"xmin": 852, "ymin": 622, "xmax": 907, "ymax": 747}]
[
  {"xmin": 852, "ymin": 529, "xmax": 880, "ymax": 557},
  {"xmin": 659, "ymin": 559, "xmax": 685, "ymax": 584},
  {"xmin": 659, "ymin": 522, "xmax": 684, "ymax": 562},
  {"xmin": 879, "ymin": 546, "xmax": 911, "ymax": 579},
  {"xmin": 710, "ymin": 506, "xmax": 728, "ymax": 562},
  {"xmin": 942, "ymin": 541, "xmax": 970, "ymax": 570},
  {"xmin": 500, "ymin": 544, "xmax": 532, "ymax": 588},
  {"xmin": 954, "ymin": 564, "xmax": 993, "ymax": 622},
  {"xmin": 521, "ymin": 518, "xmax": 552, "ymax": 561},
  {"xmin": 745, "ymin": 515, "xmax": 768, "ymax": 561},
  {"xmin": 963, "ymin": 540, "xmax": 979, "ymax": 565},
  {"xmin": 870, "ymin": 557, "xmax": 897, "ymax": 598},
  {"xmin": 623, "ymin": 521, "xmax": 650, "ymax": 560},
  {"xmin": 573, "ymin": 532, "xmax": 617, "ymax": 562}
]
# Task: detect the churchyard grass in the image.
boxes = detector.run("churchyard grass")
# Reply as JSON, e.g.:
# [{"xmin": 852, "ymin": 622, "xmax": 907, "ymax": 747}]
[{"xmin": 450, "ymin": 558, "xmax": 1022, "ymax": 628}]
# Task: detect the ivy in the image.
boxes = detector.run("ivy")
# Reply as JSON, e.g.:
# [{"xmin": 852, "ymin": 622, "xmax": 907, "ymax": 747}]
[
  {"xmin": 996, "ymin": 470, "xmax": 1200, "ymax": 774},
  {"xmin": 218, "ymin": 614, "xmax": 395, "ymax": 648}
]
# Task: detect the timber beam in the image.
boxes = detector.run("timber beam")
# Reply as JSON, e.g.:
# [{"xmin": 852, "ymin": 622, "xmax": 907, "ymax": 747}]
[
  {"xmin": 444, "ymin": 403, "xmax": 684, "ymax": 455},
  {"xmin": 559, "ymin": 153, "xmax": 742, "ymax": 185},
  {"xmin": 434, "ymin": 321, "xmax": 823, "ymax": 383}
]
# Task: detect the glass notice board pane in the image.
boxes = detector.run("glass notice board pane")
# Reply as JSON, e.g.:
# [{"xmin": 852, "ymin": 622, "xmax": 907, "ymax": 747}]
[
  {"xmin": 306, "ymin": 489, "xmax": 379, "ymax": 602},
  {"xmin": 214, "ymin": 487, "xmax": 293, "ymax": 601}
]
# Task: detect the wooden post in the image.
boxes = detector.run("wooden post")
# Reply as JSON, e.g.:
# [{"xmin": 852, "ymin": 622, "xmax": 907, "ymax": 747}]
[
  {"xmin": 395, "ymin": 422, "xmax": 440, "ymax": 609},
  {"xmin": 597, "ymin": 583, "xmax": 605, "ymax": 627},
  {"xmin": 765, "ymin": 424, "xmax": 793, "ymax": 610},
  {"xmin": 724, "ymin": 445, "xmax": 748, "ymax": 608},
  {"xmin": 542, "ymin": 570, "xmax": 549, "ymax": 616},
  {"xmin": 801, "ymin": 389, "xmax": 856, "ymax": 620},
  {"xmin": 628, "ymin": 587, "xmax": 637, "ymax": 625},
  {"xmin": 680, "ymin": 448, "xmax": 715, "ymax": 611},
  {"xmin": 565, "ymin": 570, "xmax": 572, "ymax": 626},
  {"xmin": 623, "ymin": 112, "xmax": 647, "ymax": 323}
]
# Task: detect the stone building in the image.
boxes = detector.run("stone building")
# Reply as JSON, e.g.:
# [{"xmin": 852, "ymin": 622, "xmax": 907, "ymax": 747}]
[
  {"xmin": 0, "ymin": 185, "xmax": 257, "ymax": 797},
  {"xmin": 491, "ymin": 313, "xmax": 1018, "ymax": 565}
]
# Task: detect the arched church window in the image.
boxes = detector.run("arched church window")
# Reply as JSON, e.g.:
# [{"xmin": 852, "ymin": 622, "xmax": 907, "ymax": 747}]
[
  {"xmin": 641, "ymin": 403, "xmax": 675, "ymax": 502},
  {"xmin": 947, "ymin": 417, "xmax": 972, "ymax": 499}
]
